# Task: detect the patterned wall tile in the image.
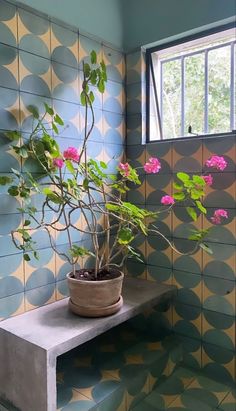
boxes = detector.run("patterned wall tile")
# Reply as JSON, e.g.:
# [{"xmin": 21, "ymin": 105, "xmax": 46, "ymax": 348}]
[
  {"xmin": 0, "ymin": 0, "xmax": 17, "ymax": 47},
  {"xmin": 0, "ymin": 0, "xmax": 125, "ymax": 319},
  {"xmin": 18, "ymin": 7, "xmax": 50, "ymax": 57}
]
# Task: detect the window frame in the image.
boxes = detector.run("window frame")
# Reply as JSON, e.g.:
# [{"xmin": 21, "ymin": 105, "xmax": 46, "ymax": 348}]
[{"xmin": 146, "ymin": 22, "xmax": 236, "ymax": 143}]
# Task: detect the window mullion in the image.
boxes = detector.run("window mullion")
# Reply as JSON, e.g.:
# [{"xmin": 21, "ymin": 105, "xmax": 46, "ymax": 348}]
[
  {"xmin": 181, "ymin": 57, "xmax": 185, "ymax": 136},
  {"xmin": 160, "ymin": 62, "xmax": 163, "ymax": 131},
  {"xmin": 230, "ymin": 42, "xmax": 235, "ymax": 131},
  {"xmin": 204, "ymin": 50, "xmax": 209, "ymax": 134}
]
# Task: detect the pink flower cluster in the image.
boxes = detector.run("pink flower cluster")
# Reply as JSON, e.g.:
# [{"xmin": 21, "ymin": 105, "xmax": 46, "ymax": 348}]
[
  {"xmin": 211, "ymin": 209, "xmax": 228, "ymax": 225},
  {"xmin": 53, "ymin": 147, "xmax": 80, "ymax": 169},
  {"xmin": 64, "ymin": 147, "xmax": 80, "ymax": 162},
  {"xmin": 205, "ymin": 155, "xmax": 227, "ymax": 171},
  {"xmin": 144, "ymin": 157, "xmax": 161, "ymax": 174},
  {"xmin": 202, "ymin": 174, "xmax": 213, "ymax": 186},
  {"xmin": 53, "ymin": 158, "xmax": 64, "ymax": 168},
  {"xmin": 161, "ymin": 195, "xmax": 175, "ymax": 205},
  {"xmin": 118, "ymin": 162, "xmax": 130, "ymax": 177}
]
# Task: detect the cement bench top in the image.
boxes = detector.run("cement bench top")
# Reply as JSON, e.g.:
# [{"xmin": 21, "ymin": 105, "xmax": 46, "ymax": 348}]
[
  {"xmin": 0, "ymin": 278, "xmax": 176, "ymax": 357},
  {"xmin": 0, "ymin": 277, "xmax": 176, "ymax": 411}
]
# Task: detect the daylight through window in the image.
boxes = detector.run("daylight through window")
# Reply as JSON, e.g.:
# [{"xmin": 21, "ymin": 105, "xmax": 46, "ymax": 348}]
[{"xmin": 147, "ymin": 27, "xmax": 236, "ymax": 141}]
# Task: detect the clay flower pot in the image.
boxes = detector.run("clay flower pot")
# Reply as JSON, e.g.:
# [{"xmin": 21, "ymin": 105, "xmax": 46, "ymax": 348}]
[{"xmin": 67, "ymin": 271, "xmax": 124, "ymax": 317}]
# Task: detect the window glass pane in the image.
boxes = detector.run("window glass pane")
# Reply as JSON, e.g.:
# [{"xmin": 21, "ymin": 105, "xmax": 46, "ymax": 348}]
[
  {"xmin": 184, "ymin": 53, "xmax": 205, "ymax": 135},
  {"xmin": 208, "ymin": 45, "xmax": 231, "ymax": 133},
  {"xmin": 162, "ymin": 59, "xmax": 181, "ymax": 139}
]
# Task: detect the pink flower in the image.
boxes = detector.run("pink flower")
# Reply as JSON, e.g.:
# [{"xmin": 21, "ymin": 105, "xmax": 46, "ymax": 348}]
[
  {"xmin": 118, "ymin": 162, "xmax": 130, "ymax": 177},
  {"xmin": 211, "ymin": 209, "xmax": 228, "ymax": 224},
  {"xmin": 144, "ymin": 157, "xmax": 161, "ymax": 174},
  {"xmin": 202, "ymin": 174, "xmax": 213, "ymax": 186},
  {"xmin": 161, "ymin": 195, "xmax": 175, "ymax": 205},
  {"xmin": 205, "ymin": 155, "xmax": 227, "ymax": 171},
  {"xmin": 53, "ymin": 158, "xmax": 64, "ymax": 168},
  {"xmin": 63, "ymin": 147, "xmax": 80, "ymax": 162}
]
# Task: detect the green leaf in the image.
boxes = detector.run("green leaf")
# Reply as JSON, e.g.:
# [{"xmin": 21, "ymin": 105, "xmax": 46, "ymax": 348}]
[
  {"xmin": 44, "ymin": 103, "xmax": 54, "ymax": 116},
  {"xmin": 5, "ymin": 130, "xmax": 21, "ymax": 141},
  {"xmin": 52, "ymin": 122, "xmax": 59, "ymax": 134},
  {"xmin": 83, "ymin": 177, "xmax": 89, "ymax": 190},
  {"xmin": 23, "ymin": 254, "xmax": 31, "ymax": 261},
  {"xmin": 177, "ymin": 172, "xmax": 190, "ymax": 183},
  {"xmin": 69, "ymin": 245, "xmax": 94, "ymax": 258},
  {"xmin": 199, "ymin": 243, "xmax": 213, "ymax": 255},
  {"xmin": 90, "ymin": 50, "xmax": 97, "ymax": 64},
  {"xmin": 90, "ymin": 70, "xmax": 97, "ymax": 85},
  {"xmin": 13, "ymin": 145, "xmax": 28, "ymax": 158},
  {"xmin": 196, "ymin": 200, "xmax": 207, "ymax": 214},
  {"xmin": 8, "ymin": 186, "xmax": 19, "ymax": 196},
  {"xmin": 84, "ymin": 63, "xmax": 91, "ymax": 77},
  {"xmin": 23, "ymin": 220, "xmax": 31, "ymax": 226},
  {"xmin": 0, "ymin": 176, "xmax": 13, "ymax": 185},
  {"xmin": 80, "ymin": 91, "xmax": 86, "ymax": 106},
  {"xmin": 118, "ymin": 227, "xmax": 134, "ymax": 245},
  {"xmin": 173, "ymin": 182, "xmax": 183, "ymax": 190},
  {"xmin": 65, "ymin": 160, "xmax": 75, "ymax": 175},
  {"xmin": 193, "ymin": 175, "xmax": 206, "ymax": 186},
  {"xmin": 173, "ymin": 192, "xmax": 185, "ymax": 200},
  {"xmin": 27, "ymin": 105, "xmax": 39, "ymax": 118},
  {"xmin": 89, "ymin": 91, "xmax": 95, "ymax": 103},
  {"xmin": 33, "ymin": 251, "xmax": 39, "ymax": 260},
  {"xmin": 54, "ymin": 114, "xmax": 64, "ymax": 125},
  {"xmin": 105, "ymin": 203, "xmax": 119, "ymax": 212},
  {"xmin": 47, "ymin": 193, "xmax": 64, "ymax": 204},
  {"xmin": 190, "ymin": 188, "xmax": 204, "ymax": 200},
  {"xmin": 98, "ymin": 79, "xmax": 105, "ymax": 93},
  {"xmin": 100, "ymin": 161, "xmax": 107, "ymax": 169},
  {"xmin": 186, "ymin": 207, "xmax": 197, "ymax": 221},
  {"xmin": 42, "ymin": 187, "xmax": 54, "ymax": 196}
]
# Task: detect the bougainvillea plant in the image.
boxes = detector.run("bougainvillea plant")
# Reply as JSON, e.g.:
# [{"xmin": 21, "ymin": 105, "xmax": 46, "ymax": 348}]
[{"xmin": 0, "ymin": 51, "xmax": 229, "ymax": 279}]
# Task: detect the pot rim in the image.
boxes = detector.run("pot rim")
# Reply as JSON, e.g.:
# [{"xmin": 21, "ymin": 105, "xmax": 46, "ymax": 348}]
[{"xmin": 66, "ymin": 270, "xmax": 124, "ymax": 284}]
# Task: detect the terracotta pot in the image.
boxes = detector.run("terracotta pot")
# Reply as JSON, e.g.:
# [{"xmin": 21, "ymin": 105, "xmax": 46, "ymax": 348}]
[{"xmin": 67, "ymin": 271, "xmax": 124, "ymax": 317}]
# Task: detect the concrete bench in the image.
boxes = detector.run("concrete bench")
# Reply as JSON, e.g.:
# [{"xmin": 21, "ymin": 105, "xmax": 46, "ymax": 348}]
[{"xmin": 0, "ymin": 278, "xmax": 176, "ymax": 411}]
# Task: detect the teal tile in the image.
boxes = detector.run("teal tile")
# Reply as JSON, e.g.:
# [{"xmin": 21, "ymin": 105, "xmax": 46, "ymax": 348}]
[
  {"xmin": 0, "ymin": 292, "xmax": 24, "ymax": 319},
  {"xmin": 19, "ymin": 34, "xmax": 50, "ymax": 58},
  {"xmin": 25, "ymin": 283, "xmax": 55, "ymax": 307},
  {"xmin": 19, "ymin": 50, "xmax": 50, "ymax": 76},
  {"xmin": 18, "ymin": 7, "xmax": 49, "ymax": 36},
  {"xmin": 0, "ymin": 276, "xmax": 23, "ymax": 298},
  {"xmin": 51, "ymin": 22, "xmax": 78, "ymax": 48},
  {"xmin": 0, "ymin": 22, "xmax": 16, "ymax": 47}
]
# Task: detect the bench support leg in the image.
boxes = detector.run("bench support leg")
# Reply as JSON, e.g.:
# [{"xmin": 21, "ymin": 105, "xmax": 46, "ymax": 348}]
[{"xmin": 0, "ymin": 329, "xmax": 57, "ymax": 411}]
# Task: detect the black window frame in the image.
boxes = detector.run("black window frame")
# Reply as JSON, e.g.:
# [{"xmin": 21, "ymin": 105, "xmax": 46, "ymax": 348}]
[{"xmin": 146, "ymin": 22, "xmax": 236, "ymax": 143}]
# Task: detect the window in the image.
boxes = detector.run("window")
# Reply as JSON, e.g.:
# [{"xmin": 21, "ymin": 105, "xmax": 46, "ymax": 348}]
[{"xmin": 147, "ymin": 25, "xmax": 236, "ymax": 141}]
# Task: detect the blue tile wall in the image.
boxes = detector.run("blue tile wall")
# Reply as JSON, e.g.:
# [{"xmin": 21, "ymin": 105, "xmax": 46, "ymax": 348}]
[{"xmin": 0, "ymin": 0, "xmax": 125, "ymax": 318}]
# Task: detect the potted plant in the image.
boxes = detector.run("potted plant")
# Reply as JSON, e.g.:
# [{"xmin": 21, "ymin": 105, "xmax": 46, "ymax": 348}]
[{"xmin": 0, "ymin": 51, "xmax": 229, "ymax": 317}]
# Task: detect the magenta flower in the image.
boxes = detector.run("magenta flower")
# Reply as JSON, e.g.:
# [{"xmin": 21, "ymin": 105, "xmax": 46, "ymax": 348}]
[
  {"xmin": 205, "ymin": 155, "xmax": 227, "ymax": 171},
  {"xmin": 144, "ymin": 157, "xmax": 161, "ymax": 174},
  {"xmin": 202, "ymin": 174, "xmax": 213, "ymax": 186},
  {"xmin": 53, "ymin": 158, "xmax": 64, "ymax": 168},
  {"xmin": 118, "ymin": 162, "xmax": 130, "ymax": 177},
  {"xmin": 161, "ymin": 195, "xmax": 175, "ymax": 205},
  {"xmin": 63, "ymin": 147, "xmax": 80, "ymax": 162},
  {"xmin": 211, "ymin": 209, "xmax": 228, "ymax": 224}
]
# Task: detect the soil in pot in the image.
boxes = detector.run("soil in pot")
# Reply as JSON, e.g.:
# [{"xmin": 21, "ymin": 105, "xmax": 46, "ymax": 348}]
[{"xmin": 72, "ymin": 268, "xmax": 121, "ymax": 281}]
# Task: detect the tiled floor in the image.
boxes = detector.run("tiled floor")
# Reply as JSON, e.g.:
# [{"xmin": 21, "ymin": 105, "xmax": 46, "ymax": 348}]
[
  {"xmin": 131, "ymin": 366, "xmax": 236, "ymax": 411},
  {"xmin": 56, "ymin": 322, "xmax": 236, "ymax": 411}
]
